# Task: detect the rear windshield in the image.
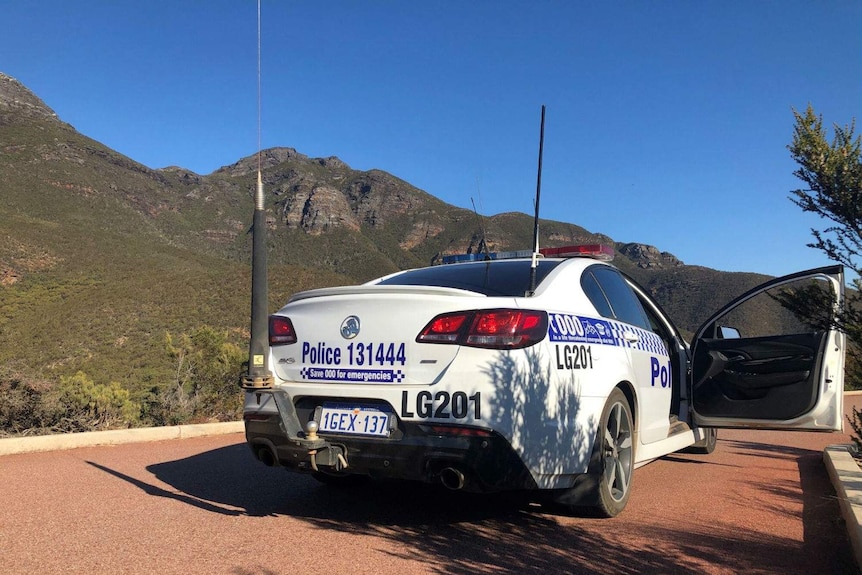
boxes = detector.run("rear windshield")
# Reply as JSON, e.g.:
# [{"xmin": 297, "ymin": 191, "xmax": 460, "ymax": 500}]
[{"xmin": 376, "ymin": 259, "xmax": 563, "ymax": 297}]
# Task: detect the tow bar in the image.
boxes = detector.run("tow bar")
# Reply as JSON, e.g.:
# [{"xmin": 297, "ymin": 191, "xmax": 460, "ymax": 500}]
[{"xmin": 250, "ymin": 387, "xmax": 348, "ymax": 470}]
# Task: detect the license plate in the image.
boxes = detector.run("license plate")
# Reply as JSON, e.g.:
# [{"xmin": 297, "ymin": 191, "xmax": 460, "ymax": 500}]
[{"xmin": 319, "ymin": 405, "xmax": 391, "ymax": 437}]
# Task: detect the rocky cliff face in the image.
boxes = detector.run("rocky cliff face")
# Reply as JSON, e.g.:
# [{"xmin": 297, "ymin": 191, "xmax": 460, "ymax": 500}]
[
  {"xmin": 215, "ymin": 147, "xmax": 447, "ymax": 241},
  {"xmin": 618, "ymin": 242, "xmax": 683, "ymax": 269},
  {"xmin": 280, "ymin": 183, "xmax": 360, "ymax": 234}
]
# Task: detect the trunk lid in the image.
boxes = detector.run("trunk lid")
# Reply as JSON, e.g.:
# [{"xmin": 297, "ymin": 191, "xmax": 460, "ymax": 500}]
[{"xmin": 271, "ymin": 285, "xmax": 490, "ymax": 385}]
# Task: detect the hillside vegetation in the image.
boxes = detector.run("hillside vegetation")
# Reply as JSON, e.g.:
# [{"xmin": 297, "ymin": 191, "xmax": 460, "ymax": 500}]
[{"xmin": 0, "ymin": 72, "xmax": 791, "ymax": 434}]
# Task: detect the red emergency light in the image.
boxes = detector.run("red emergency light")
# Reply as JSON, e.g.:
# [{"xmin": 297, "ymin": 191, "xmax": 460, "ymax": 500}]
[{"xmin": 539, "ymin": 244, "xmax": 615, "ymax": 261}]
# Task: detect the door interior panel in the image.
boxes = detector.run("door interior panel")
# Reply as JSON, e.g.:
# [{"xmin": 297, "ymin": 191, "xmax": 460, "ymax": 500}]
[{"xmin": 692, "ymin": 332, "xmax": 826, "ymax": 420}]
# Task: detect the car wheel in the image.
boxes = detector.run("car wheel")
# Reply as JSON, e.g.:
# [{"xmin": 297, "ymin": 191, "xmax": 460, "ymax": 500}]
[
  {"xmin": 589, "ymin": 388, "xmax": 635, "ymax": 517},
  {"xmin": 550, "ymin": 387, "xmax": 634, "ymax": 518},
  {"xmin": 686, "ymin": 427, "xmax": 717, "ymax": 454}
]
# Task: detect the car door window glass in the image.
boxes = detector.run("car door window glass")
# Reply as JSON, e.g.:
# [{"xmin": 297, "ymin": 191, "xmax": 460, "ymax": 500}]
[
  {"xmin": 581, "ymin": 270, "xmax": 614, "ymax": 318},
  {"xmin": 704, "ymin": 275, "xmax": 835, "ymax": 338},
  {"xmin": 588, "ymin": 266, "xmax": 651, "ymax": 330},
  {"xmin": 639, "ymin": 296, "xmax": 675, "ymax": 345}
]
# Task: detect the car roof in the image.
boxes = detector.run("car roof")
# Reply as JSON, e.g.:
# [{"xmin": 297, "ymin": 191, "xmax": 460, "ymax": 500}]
[{"xmin": 374, "ymin": 257, "xmax": 613, "ymax": 298}]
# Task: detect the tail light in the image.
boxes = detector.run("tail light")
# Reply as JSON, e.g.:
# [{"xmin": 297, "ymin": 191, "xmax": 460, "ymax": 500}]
[
  {"xmin": 269, "ymin": 315, "xmax": 297, "ymax": 345},
  {"xmin": 417, "ymin": 309, "xmax": 547, "ymax": 349}
]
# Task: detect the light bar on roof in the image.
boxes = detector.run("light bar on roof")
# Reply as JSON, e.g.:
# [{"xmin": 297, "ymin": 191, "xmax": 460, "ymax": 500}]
[
  {"xmin": 440, "ymin": 250, "xmax": 534, "ymax": 264},
  {"xmin": 493, "ymin": 249, "xmax": 534, "ymax": 260},
  {"xmin": 441, "ymin": 253, "xmax": 481, "ymax": 264},
  {"xmin": 539, "ymin": 244, "xmax": 615, "ymax": 261},
  {"xmin": 439, "ymin": 244, "xmax": 614, "ymax": 265}
]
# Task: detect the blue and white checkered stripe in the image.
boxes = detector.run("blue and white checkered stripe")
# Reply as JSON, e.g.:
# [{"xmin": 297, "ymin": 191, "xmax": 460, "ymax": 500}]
[
  {"xmin": 547, "ymin": 313, "xmax": 670, "ymax": 357},
  {"xmin": 299, "ymin": 367, "xmax": 405, "ymax": 383},
  {"xmin": 606, "ymin": 321, "xmax": 668, "ymax": 357}
]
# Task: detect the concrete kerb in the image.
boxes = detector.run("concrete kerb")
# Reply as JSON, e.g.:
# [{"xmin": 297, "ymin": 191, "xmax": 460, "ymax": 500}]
[
  {"xmin": 0, "ymin": 421, "xmax": 244, "ymax": 457},
  {"xmin": 824, "ymin": 445, "xmax": 862, "ymax": 572},
  {"xmin": 825, "ymin": 389, "xmax": 862, "ymax": 572}
]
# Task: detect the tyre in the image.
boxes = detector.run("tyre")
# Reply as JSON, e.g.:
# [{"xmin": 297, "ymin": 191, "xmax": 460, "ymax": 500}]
[
  {"xmin": 590, "ymin": 388, "xmax": 635, "ymax": 517},
  {"xmin": 685, "ymin": 427, "xmax": 717, "ymax": 454},
  {"xmin": 552, "ymin": 387, "xmax": 635, "ymax": 518}
]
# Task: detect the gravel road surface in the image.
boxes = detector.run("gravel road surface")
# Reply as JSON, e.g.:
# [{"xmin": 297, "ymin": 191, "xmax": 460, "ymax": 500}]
[{"xmin": 2, "ymin": 400, "xmax": 859, "ymax": 575}]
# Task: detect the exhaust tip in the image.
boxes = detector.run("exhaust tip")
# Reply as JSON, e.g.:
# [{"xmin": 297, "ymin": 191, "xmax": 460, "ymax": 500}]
[
  {"xmin": 256, "ymin": 446, "xmax": 278, "ymax": 467},
  {"xmin": 439, "ymin": 467, "xmax": 466, "ymax": 491}
]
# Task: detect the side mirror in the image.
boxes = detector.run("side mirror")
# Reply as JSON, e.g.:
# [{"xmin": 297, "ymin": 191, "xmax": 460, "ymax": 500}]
[{"xmin": 716, "ymin": 325, "xmax": 741, "ymax": 339}]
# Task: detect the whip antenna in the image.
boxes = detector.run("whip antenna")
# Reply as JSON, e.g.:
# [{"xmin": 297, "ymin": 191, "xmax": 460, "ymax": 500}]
[
  {"xmin": 242, "ymin": 0, "xmax": 273, "ymax": 389},
  {"xmin": 257, "ymin": 0, "xmax": 262, "ymax": 178},
  {"xmin": 471, "ymin": 193, "xmax": 491, "ymax": 261},
  {"xmin": 527, "ymin": 105, "xmax": 546, "ymax": 296}
]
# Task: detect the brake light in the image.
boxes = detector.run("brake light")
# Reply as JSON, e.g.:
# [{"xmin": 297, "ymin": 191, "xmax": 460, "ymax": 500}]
[
  {"xmin": 420, "ymin": 313, "xmax": 469, "ymax": 343},
  {"xmin": 269, "ymin": 315, "xmax": 297, "ymax": 345},
  {"xmin": 417, "ymin": 309, "xmax": 547, "ymax": 349}
]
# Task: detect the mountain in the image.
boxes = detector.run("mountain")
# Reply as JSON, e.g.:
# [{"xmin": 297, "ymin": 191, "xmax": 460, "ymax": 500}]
[{"xmin": 0, "ymin": 72, "xmax": 772, "ymax": 402}]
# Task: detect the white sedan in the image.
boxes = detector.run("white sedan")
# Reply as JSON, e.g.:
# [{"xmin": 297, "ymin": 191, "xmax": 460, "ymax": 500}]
[{"xmin": 242, "ymin": 245, "xmax": 845, "ymax": 517}]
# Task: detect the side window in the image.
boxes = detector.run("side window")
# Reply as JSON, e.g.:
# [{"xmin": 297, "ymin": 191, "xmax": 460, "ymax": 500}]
[
  {"xmin": 641, "ymin": 300, "xmax": 668, "ymax": 337},
  {"xmin": 588, "ymin": 266, "xmax": 651, "ymax": 330},
  {"xmin": 581, "ymin": 270, "xmax": 614, "ymax": 318},
  {"xmin": 638, "ymin": 294, "xmax": 680, "ymax": 352}
]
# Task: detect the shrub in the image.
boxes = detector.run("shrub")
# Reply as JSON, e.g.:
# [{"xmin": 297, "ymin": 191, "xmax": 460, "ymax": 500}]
[
  {"xmin": 161, "ymin": 325, "xmax": 245, "ymax": 424},
  {"xmin": 848, "ymin": 407, "xmax": 862, "ymax": 455},
  {"xmin": 0, "ymin": 367, "xmax": 141, "ymax": 435},
  {"xmin": 0, "ymin": 367, "xmax": 60, "ymax": 436},
  {"xmin": 54, "ymin": 371, "xmax": 141, "ymax": 431}
]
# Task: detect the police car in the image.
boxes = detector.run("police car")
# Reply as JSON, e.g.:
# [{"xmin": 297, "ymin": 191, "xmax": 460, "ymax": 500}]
[{"xmin": 242, "ymin": 245, "xmax": 845, "ymax": 517}]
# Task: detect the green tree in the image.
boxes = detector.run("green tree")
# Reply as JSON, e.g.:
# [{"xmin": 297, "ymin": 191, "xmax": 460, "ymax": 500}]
[
  {"xmin": 159, "ymin": 325, "xmax": 245, "ymax": 424},
  {"xmin": 787, "ymin": 105, "xmax": 862, "ymax": 389}
]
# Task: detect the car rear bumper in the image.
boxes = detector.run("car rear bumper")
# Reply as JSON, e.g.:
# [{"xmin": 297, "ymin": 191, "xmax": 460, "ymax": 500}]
[{"xmin": 244, "ymin": 415, "xmax": 537, "ymax": 492}]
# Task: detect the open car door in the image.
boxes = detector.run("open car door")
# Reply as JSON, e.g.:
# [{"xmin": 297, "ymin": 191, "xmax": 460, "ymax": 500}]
[{"xmin": 690, "ymin": 265, "xmax": 845, "ymax": 431}]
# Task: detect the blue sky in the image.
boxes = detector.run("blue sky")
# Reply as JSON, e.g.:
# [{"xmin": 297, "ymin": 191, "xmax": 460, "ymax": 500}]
[{"xmin": 2, "ymin": 1, "xmax": 860, "ymax": 277}]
